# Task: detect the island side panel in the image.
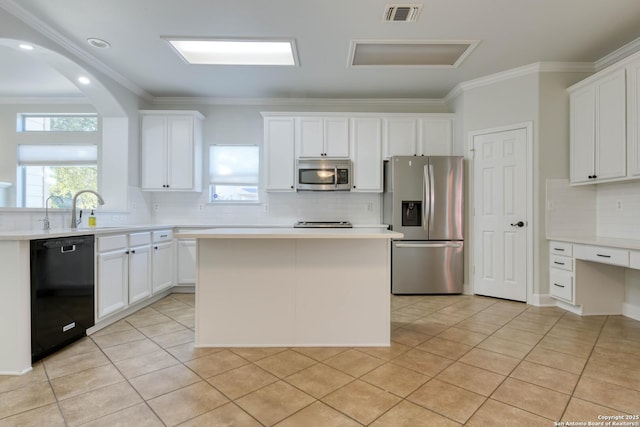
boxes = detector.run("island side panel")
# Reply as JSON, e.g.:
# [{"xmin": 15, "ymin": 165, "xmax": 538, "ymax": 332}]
[
  {"xmin": 294, "ymin": 238, "xmax": 390, "ymax": 346},
  {"xmin": 0, "ymin": 240, "xmax": 32, "ymax": 375},
  {"xmin": 195, "ymin": 238, "xmax": 297, "ymax": 347}
]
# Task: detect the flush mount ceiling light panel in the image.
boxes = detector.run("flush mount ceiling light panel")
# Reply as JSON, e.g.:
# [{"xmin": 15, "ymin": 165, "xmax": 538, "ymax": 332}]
[
  {"xmin": 348, "ymin": 40, "xmax": 480, "ymax": 68},
  {"xmin": 383, "ymin": 4, "xmax": 423, "ymax": 22},
  {"xmin": 164, "ymin": 38, "xmax": 299, "ymax": 66}
]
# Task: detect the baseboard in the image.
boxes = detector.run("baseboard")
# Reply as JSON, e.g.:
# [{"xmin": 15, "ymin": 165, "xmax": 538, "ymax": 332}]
[
  {"xmin": 88, "ymin": 289, "xmax": 173, "ymax": 335},
  {"xmin": 623, "ymin": 302, "xmax": 640, "ymax": 321},
  {"xmin": 530, "ymin": 293, "xmax": 557, "ymax": 307},
  {"xmin": 171, "ymin": 285, "xmax": 195, "ymax": 294}
]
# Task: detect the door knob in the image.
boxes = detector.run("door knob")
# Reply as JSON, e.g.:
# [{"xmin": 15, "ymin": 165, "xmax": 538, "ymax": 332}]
[{"xmin": 510, "ymin": 221, "xmax": 525, "ymax": 228}]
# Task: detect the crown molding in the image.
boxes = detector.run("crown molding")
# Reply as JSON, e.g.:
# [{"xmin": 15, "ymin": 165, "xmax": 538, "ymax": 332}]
[
  {"xmin": 0, "ymin": 96, "xmax": 91, "ymax": 105},
  {"xmin": 596, "ymin": 36, "xmax": 640, "ymax": 71},
  {"xmin": 149, "ymin": 96, "xmax": 448, "ymax": 107},
  {"xmin": 444, "ymin": 61, "xmax": 595, "ymax": 103},
  {"xmin": 0, "ymin": 0, "xmax": 152, "ymax": 101}
]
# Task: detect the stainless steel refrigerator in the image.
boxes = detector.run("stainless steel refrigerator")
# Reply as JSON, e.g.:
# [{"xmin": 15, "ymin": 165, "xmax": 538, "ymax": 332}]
[{"xmin": 383, "ymin": 156, "xmax": 464, "ymax": 294}]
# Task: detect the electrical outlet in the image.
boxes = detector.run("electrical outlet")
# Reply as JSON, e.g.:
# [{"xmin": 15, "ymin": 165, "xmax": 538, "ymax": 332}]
[
  {"xmin": 153, "ymin": 203, "xmax": 159, "ymax": 212},
  {"xmin": 547, "ymin": 200, "xmax": 555, "ymax": 211},
  {"xmin": 199, "ymin": 204, "xmax": 204, "ymax": 211},
  {"xmin": 263, "ymin": 204, "xmax": 270, "ymax": 213},
  {"xmin": 366, "ymin": 202, "xmax": 373, "ymax": 212},
  {"xmin": 616, "ymin": 200, "xmax": 623, "ymax": 211}
]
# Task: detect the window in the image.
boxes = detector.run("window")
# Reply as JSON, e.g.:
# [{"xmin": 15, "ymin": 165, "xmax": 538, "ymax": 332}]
[
  {"xmin": 209, "ymin": 145, "xmax": 259, "ymax": 202},
  {"xmin": 17, "ymin": 145, "xmax": 98, "ymax": 208},
  {"xmin": 18, "ymin": 114, "xmax": 98, "ymax": 132}
]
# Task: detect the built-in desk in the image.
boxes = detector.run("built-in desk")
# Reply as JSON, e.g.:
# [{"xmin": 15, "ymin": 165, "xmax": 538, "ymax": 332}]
[{"xmin": 548, "ymin": 236, "xmax": 640, "ymax": 316}]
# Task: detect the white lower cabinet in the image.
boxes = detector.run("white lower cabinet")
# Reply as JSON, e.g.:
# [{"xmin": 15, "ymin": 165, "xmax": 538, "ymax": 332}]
[
  {"xmin": 97, "ymin": 244, "xmax": 128, "ymax": 319},
  {"xmin": 128, "ymin": 243, "xmax": 151, "ymax": 305},
  {"xmin": 97, "ymin": 232, "xmax": 152, "ymax": 320},
  {"xmin": 152, "ymin": 230, "xmax": 174, "ymax": 293},
  {"xmin": 549, "ymin": 242, "xmax": 574, "ymax": 304},
  {"xmin": 177, "ymin": 239, "xmax": 197, "ymax": 284}
]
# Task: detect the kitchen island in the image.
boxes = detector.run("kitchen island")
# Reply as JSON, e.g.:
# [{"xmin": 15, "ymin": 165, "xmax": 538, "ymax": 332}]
[{"xmin": 176, "ymin": 227, "xmax": 402, "ymax": 347}]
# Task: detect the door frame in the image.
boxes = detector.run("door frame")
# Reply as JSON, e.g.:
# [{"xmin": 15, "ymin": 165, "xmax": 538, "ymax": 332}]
[{"xmin": 468, "ymin": 122, "xmax": 534, "ymax": 304}]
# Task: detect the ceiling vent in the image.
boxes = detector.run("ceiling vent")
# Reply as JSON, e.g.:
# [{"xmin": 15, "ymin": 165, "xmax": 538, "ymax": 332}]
[{"xmin": 383, "ymin": 4, "xmax": 422, "ymax": 22}]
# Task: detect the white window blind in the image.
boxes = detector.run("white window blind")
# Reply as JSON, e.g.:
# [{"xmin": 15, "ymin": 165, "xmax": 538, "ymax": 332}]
[
  {"xmin": 18, "ymin": 145, "xmax": 97, "ymax": 166},
  {"xmin": 209, "ymin": 145, "xmax": 259, "ymax": 202}
]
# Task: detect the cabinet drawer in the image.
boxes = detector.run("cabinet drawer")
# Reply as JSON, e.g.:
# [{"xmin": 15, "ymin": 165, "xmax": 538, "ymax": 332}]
[
  {"xmin": 129, "ymin": 232, "xmax": 151, "ymax": 247},
  {"xmin": 98, "ymin": 234, "xmax": 127, "ymax": 252},
  {"xmin": 550, "ymin": 254, "xmax": 573, "ymax": 272},
  {"xmin": 550, "ymin": 269, "xmax": 574, "ymax": 302},
  {"xmin": 549, "ymin": 242, "xmax": 573, "ymax": 256},
  {"xmin": 575, "ymin": 245, "xmax": 629, "ymax": 267},
  {"xmin": 630, "ymin": 251, "xmax": 640, "ymax": 270},
  {"xmin": 153, "ymin": 229, "xmax": 173, "ymax": 243}
]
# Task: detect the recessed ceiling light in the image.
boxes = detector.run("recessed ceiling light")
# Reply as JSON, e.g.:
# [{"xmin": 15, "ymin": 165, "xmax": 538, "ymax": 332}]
[
  {"xmin": 77, "ymin": 76, "xmax": 91, "ymax": 85},
  {"xmin": 164, "ymin": 38, "xmax": 299, "ymax": 66},
  {"xmin": 19, "ymin": 44, "xmax": 34, "ymax": 50},
  {"xmin": 348, "ymin": 40, "xmax": 480, "ymax": 67},
  {"xmin": 87, "ymin": 38, "xmax": 111, "ymax": 49}
]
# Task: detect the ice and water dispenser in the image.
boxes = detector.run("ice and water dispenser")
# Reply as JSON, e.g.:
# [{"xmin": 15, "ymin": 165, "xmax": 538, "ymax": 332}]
[{"xmin": 402, "ymin": 201, "xmax": 422, "ymax": 227}]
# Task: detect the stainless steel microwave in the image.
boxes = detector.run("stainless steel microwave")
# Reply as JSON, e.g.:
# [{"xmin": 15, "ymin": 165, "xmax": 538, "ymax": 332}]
[{"xmin": 296, "ymin": 159, "xmax": 351, "ymax": 191}]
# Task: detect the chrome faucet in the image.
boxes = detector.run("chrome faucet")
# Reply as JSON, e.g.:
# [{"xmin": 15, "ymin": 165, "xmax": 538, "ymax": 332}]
[
  {"xmin": 70, "ymin": 190, "xmax": 104, "ymax": 229},
  {"xmin": 42, "ymin": 195, "xmax": 64, "ymax": 231}
]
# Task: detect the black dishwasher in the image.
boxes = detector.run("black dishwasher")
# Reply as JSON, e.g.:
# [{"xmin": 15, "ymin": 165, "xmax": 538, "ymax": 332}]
[{"xmin": 30, "ymin": 235, "xmax": 95, "ymax": 362}]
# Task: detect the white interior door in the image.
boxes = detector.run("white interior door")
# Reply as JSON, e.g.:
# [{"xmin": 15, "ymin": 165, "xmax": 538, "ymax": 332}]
[{"xmin": 472, "ymin": 126, "xmax": 529, "ymax": 302}]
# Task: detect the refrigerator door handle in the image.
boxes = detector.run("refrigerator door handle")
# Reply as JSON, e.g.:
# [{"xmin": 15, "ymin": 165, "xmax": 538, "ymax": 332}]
[
  {"xmin": 422, "ymin": 165, "xmax": 429, "ymax": 233},
  {"xmin": 395, "ymin": 242, "xmax": 462, "ymax": 249},
  {"xmin": 428, "ymin": 164, "xmax": 435, "ymax": 234}
]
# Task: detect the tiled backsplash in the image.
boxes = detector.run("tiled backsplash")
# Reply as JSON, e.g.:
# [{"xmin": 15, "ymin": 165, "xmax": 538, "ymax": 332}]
[
  {"xmin": 150, "ymin": 191, "xmax": 382, "ymax": 226},
  {"xmin": 546, "ymin": 179, "xmax": 640, "ymax": 240},
  {"xmin": 596, "ymin": 180, "xmax": 640, "ymax": 239},
  {"xmin": 0, "ymin": 188, "xmax": 382, "ymax": 232}
]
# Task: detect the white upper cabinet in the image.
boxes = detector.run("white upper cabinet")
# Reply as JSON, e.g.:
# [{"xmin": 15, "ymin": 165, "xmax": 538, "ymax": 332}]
[
  {"xmin": 350, "ymin": 118, "xmax": 383, "ymax": 192},
  {"xmin": 264, "ymin": 116, "xmax": 295, "ymax": 191},
  {"xmin": 263, "ymin": 113, "xmax": 454, "ymax": 193},
  {"xmin": 296, "ymin": 117, "xmax": 349, "ymax": 157},
  {"xmin": 383, "ymin": 116, "xmax": 454, "ymax": 158},
  {"xmin": 383, "ymin": 117, "xmax": 419, "ymax": 158},
  {"xmin": 627, "ymin": 57, "xmax": 640, "ymax": 177},
  {"xmin": 140, "ymin": 110, "xmax": 204, "ymax": 191},
  {"xmin": 569, "ymin": 68, "xmax": 626, "ymax": 184}
]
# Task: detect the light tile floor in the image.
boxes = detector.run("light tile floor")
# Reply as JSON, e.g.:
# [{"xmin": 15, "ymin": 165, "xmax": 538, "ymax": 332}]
[{"xmin": 1, "ymin": 293, "xmax": 640, "ymax": 426}]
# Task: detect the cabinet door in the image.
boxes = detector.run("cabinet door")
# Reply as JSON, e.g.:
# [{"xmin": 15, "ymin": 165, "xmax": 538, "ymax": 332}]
[
  {"xmin": 296, "ymin": 117, "xmax": 324, "ymax": 157},
  {"xmin": 628, "ymin": 59, "xmax": 640, "ymax": 176},
  {"xmin": 420, "ymin": 118, "xmax": 453, "ymax": 156},
  {"xmin": 177, "ymin": 239, "xmax": 197, "ymax": 284},
  {"xmin": 596, "ymin": 69, "xmax": 627, "ymax": 181},
  {"xmin": 351, "ymin": 118, "xmax": 382, "ymax": 192},
  {"xmin": 570, "ymin": 86, "xmax": 596, "ymax": 183},
  {"xmin": 141, "ymin": 116, "xmax": 167, "ymax": 189},
  {"xmin": 324, "ymin": 118, "xmax": 350, "ymax": 157},
  {"xmin": 152, "ymin": 241, "xmax": 174, "ymax": 293},
  {"xmin": 97, "ymin": 250, "xmax": 128, "ymax": 319},
  {"xmin": 128, "ymin": 245, "xmax": 151, "ymax": 304},
  {"xmin": 167, "ymin": 116, "xmax": 195, "ymax": 190},
  {"xmin": 383, "ymin": 118, "xmax": 419, "ymax": 158},
  {"xmin": 264, "ymin": 117, "xmax": 295, "ymax": 191}
]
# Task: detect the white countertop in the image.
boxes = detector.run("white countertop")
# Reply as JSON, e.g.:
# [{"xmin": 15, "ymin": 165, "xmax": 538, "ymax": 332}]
[
  {"xmin": 0, "ymin": 225, "xmax": 174, "ymax": 241},
  {"xmin": 176, "ymin": 227, "xmax": 403, "ymax": 239},
  {"xmin": 548, "ymin": 235, "xmax": 640, "ymax": 251}
]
